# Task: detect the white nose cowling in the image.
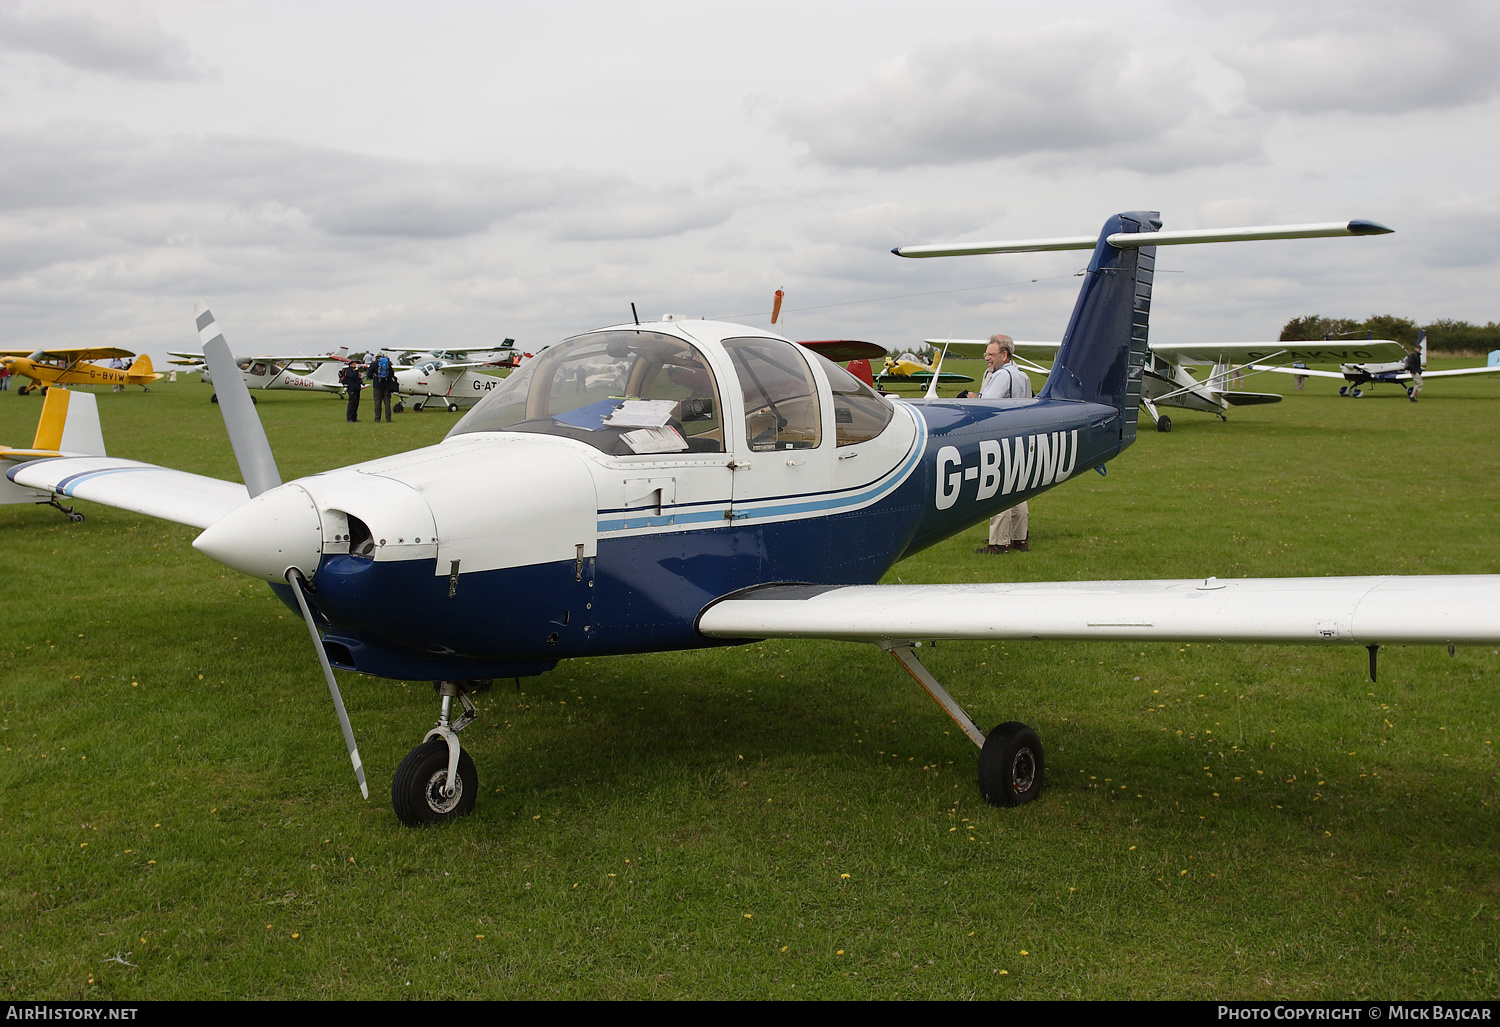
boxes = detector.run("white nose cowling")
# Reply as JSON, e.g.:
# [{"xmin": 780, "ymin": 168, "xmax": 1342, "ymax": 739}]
[{"xmin": 193, "ymin": 483, "xmax": 324, "ymax": 582}]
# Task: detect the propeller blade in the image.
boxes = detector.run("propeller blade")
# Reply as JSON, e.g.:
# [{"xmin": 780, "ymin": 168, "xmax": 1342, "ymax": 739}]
[
  {"xmin": 196, "ymin": 304, "xmax": 282, "ymax": 498},
  {"xmin": 287, "ymin": 568, "xmax": 369, "ymax": 799}
]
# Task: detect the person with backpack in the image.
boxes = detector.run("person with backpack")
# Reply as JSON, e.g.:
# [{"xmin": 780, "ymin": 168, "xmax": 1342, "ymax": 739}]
[{"xmin": 371, "ymin": 352, "xmax": 397, "ymax": 422}]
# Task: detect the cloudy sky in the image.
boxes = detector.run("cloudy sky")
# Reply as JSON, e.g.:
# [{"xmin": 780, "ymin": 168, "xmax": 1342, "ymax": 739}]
[{"xmin": 1, "ymin": 0, "xmax": 1496, "ymax": 361}]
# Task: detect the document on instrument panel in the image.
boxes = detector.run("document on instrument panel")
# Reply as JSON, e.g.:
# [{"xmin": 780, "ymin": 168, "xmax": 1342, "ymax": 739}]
[{"xmin": 603, "ymin": 399, "xmax": 677, "ymax": 428}]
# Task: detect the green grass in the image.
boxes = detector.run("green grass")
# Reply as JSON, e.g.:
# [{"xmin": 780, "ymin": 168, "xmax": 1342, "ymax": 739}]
[{"xmin": 0, "ymin": 368, "xmax": 1497, "ymax": 999}]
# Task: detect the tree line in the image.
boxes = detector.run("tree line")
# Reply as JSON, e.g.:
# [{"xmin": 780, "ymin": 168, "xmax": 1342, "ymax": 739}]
[{"xmin": 1280, "ymin": 315, "xmax": 1500, "ymax": 354}]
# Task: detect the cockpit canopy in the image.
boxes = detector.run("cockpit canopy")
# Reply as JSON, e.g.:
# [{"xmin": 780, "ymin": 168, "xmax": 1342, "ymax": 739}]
[{"xmin": 448, "ymin": 327, "xmax": 892, "ymax": 456}]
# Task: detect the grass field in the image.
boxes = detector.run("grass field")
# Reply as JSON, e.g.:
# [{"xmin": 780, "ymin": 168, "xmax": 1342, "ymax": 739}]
[{"xmin": 1, "ymin": 363, "xmax": 1496, "ymax": 1000}]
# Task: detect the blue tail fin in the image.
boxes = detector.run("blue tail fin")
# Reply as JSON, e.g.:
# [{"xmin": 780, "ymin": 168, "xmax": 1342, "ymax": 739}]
[{"xmin": 1039, "ymin": 211, "xmax": 1159, "ymax": 445}]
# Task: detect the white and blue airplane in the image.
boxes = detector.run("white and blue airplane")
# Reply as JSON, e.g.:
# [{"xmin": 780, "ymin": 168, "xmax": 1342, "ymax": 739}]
[{"xmin": 12, "ymin": 212, "xmax": 1500, "ymax": 827}]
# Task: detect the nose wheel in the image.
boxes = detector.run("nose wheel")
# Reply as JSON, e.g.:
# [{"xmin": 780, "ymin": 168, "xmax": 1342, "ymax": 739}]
[
  {"xmin": 392, "ymin": 681, "xmax": 481, "ymax": 827},
  {"xmin": 392, "ymin": 738, "xmax": 477, "ymax": 824}
]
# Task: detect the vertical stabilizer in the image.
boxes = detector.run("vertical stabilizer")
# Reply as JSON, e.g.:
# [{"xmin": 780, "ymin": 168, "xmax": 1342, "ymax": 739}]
[
  {"xmin": 1038, "ymin": 211, "xmax": 1159, "ymax": 445},
  {"xmin": 33, "ymin": 389, "xmax": 105, "ymax": 456}
]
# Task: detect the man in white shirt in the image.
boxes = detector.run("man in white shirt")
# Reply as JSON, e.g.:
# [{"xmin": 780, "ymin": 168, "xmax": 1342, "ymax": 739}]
[{"xmin": 966, "ymin": 335, "xmax": 1031, "ymax": 554}]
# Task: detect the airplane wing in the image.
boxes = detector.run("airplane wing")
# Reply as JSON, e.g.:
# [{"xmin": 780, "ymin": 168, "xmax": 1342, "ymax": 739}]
[
  {"xmin": 922, "ymin": 338, "xmax": 1060, "ymax": 362},
  {"xmin": 8, "ymin": 457, "xmax": 249, "ymax": 529},
  {"xmin": 406, "ymin": 360, "xmax": 511, "ymax": 372},
  {"xmin": 0, "ymin": 346, "xmax": 138, "ymax": 362},
  {"xmin": 1418, "ymin": 365, "xmax": 1500, "ymax": 379},
  {"xmin": 1153, "ymin": 341, "xmax": 1408, "ymax": 365},
  {"xmin": 877, "ymin": 371, "xmax": 975, "ymax": 384},
  {"xmin": 1252, "ymin": 365, "xmax": 1348, "ymax": 380},
  {"xmin": 796, "ymin": 340, "xmax": 888, "ymax": 362},
  {"xmin": 698, "ymin": 577, "xmax": 1500, "ymax": 647}
]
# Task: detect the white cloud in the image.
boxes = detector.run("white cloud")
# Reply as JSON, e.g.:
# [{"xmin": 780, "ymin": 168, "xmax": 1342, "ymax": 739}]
[
  {"xmin": 1185, "ymin": 0, "xmax": 1500, "ymax": 115},
  {"xmin": 773, "ymin": 22, "xmax": 1264, "ymax": 172},
  {"xmin": 0, "ymin": 0, "xmax": 208, "ymax": 81}
]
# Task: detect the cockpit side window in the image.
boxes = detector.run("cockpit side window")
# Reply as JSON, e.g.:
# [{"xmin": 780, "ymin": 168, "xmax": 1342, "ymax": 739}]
[
  {"xmin": 447, "ymin": 331, "xmax": 724, "ymax": 456},
  {"xmin": 815, "ymin": 354, "xmax": 895, "ymax": 446},
  {"xmin": 723, "ymin": 337, "xmax": 823, "ymax": 451}
]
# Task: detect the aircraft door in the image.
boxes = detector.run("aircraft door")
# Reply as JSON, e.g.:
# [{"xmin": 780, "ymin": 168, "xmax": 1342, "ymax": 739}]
[{"xmin": 723, "ymin": 336, "xmax": 833, "ymax": 517}]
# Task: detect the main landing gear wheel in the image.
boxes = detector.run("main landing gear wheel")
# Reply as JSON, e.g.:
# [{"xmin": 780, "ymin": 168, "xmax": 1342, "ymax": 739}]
[
  {"xmin": 977, "ymin": 721, "xmax": 1043, "ymax": 807},
  {"xmin": 447, "ymin": 402, "xmax": 459, "ymax": 413},
  {"xmin": 1338, "ymin": 386, "xmax": 1349, "ymax": 396},
  {"xmin": 1156, "ymin": 415, "xmax": 1172, "ymax": 433},
  {"xmin": 1351, "ymin": 388, "xmax": 1363, "ymax": 398},
  {"xmin": 393, "ymin": 401, "xmax": 404, "ymax": 413},
  {"xmin": 392, "ymin": 738, "xmax": 477, "ymax": 826}
]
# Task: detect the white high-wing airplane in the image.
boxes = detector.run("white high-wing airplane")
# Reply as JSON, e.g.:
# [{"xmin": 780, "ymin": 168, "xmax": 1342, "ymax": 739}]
[
  {"xmin": 12, "ymin": 212, "xmax": 1497, "ymax": 828},
  {"xmin": 1253, "ymin": 331, "xmax": 1500, "ymax": 399},
  {"xmin": 390, "ymin": 356, "xmax": 511, "ymax": 413},
  {"xmin": 171, "ymin": 347, "xmax": 352, "ymax": 402},
  {"xmin": 926, "ymin": 338, "xmax": 1409, "ymax": 430}
]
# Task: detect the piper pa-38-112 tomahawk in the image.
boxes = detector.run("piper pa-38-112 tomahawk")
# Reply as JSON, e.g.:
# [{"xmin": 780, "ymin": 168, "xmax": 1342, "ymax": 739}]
[
  {"xmin": 924, "ymin": 337, "xmax": 1409, "ymax": 430},
  {"xmin": 12, "ymin": 212, "xmax": 1500, "ymax": 827}
]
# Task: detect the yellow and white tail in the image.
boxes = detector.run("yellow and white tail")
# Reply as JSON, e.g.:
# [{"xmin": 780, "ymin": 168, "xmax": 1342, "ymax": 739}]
[{"xmin": 32, "ymin": 388, "xmax": 106, "ymax": 456}]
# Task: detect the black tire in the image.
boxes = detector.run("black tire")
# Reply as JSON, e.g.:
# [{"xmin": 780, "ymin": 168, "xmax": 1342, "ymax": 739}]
[
  {"xmin": 68, "ymin": 512, "xmax": 84, "ymax": 523},
  {"xmin": 393, "ymin": 402, "xmax": 404, "ymax": 413},
  {"xmin": 412, "ymin": 401, "xmax": 424, "ymax": 412},
  {"xmin": 391, "ymin": 738, "xmax": 477, "ymax": 826},
  {"xmin": 1338, "ymin": 386, "xmax": 1348, "ymax": 396},
  {"xmin": 40, "ymin": 386, "xmax": 48, "ymax": 395},
  {"xmin": 977, "ymin": 721, "xmax": 1043, "ymax": 807},
  {"xmin": 1156, "ymin": 415, "xmax": 1171, "ymax": 433},
  {"xmin": 447, "ymin": 403, "xmax": 458, "ymax": 413},
  {"xmin": 210, "ymin": 394, "xmax": 218, "ymax": 404},
  {"xmin": 1351, "ymin": 388, "xmax": 1363, "ymax": 398}
]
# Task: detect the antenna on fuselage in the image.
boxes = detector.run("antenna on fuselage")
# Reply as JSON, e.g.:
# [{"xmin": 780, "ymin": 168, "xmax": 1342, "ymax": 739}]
[
  {"xmin": 631, "ymin": 303, "xmax": 640, "ymax": 326},
  {"xmin": 924, "ymin": 331, "xmax": 954, "ymax": 400}
]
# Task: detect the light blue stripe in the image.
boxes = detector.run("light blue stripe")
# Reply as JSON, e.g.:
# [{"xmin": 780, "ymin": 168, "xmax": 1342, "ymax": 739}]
[{"xmin": 53, "ymin": 465, "xmax": 152, "ymax": 496}]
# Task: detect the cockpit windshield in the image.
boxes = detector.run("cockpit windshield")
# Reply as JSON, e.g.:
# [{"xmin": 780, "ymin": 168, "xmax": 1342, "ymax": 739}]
[{"xmin": 447, "ymin": 331, "xmax": 724, "ymax": 456}]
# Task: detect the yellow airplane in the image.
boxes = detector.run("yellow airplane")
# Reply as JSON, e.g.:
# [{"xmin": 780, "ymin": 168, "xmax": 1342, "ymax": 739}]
[
  {"xmin": 1, "ymin": 387, "xmax": 106, "ymax": 521},
  {"xmin": 0, "ymin": 347, "xmax": 161, "ymax": 394},
  {"xmin": 875, "ymin": 351, "xmax": 974, "ymax": 386}
]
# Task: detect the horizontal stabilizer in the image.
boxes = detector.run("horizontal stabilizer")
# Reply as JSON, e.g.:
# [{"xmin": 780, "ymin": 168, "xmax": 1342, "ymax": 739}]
[
  {"xmin": 894, "ymin": 220, "xmax": 1392, "ymax": 258},
  {"xmin": 699, "ymin": 576, "xmax": 1500, "ymax": 646},
  {"xmin": 9, "ymin": 456, "xmax": 249, "ymax": 529},
  {"xmin": 1221, "ymin": 391, "xmax": 1283, "ymax": 407}
]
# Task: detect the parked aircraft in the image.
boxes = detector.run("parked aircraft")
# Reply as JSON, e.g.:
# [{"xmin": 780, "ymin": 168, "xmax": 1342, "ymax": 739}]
[
  {"xmin": 1255, "ymin": 331, "xmax": 1500, "ymax": 398},
  {"xmin": 929, "ymin": 338, "xmax": 1408, "ymax": 430},
  {"xmin": 391, "ymin": 340, "xmax": 522, "ymax": 368},
  {"xmin": 391, "ymin": 357, "xmax": 511, "ymax": 413},
  {"xmin": 171, "ymin": 347, "xmax": 351, "ymax": 402},
  {"xmin": 875, "ymin": 351, "xmax": 974, "ymax": 388},
  {"xmin": 0, "ymin": 348, "xmax": 161, "ymax": 394},
  {"xmin": 1, "ymin": 388, "xmax": 105, "ymax": 520},
  {"xmin": 14, "ymin": 212, "xmax": 1494, "ymax": 828}
]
